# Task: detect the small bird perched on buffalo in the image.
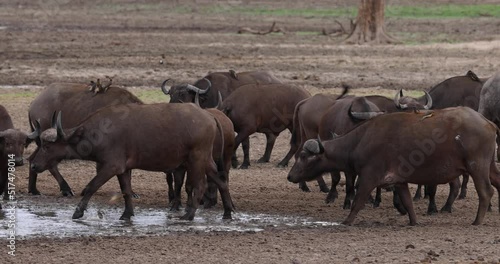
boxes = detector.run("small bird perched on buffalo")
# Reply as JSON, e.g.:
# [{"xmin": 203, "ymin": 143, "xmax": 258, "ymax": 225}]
[{"xmin": 88, "ymin": 76, "xmax": 113, "ymax": 96}]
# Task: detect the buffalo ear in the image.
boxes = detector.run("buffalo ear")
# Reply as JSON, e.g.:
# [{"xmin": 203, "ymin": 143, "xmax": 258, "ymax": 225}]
[{"xmin": 66, "ymin": 127, "xmax": 85, "ymax": 144}]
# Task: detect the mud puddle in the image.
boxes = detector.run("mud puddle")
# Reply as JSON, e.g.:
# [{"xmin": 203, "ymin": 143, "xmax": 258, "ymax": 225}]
[{"xmin": 1, "ymin": 201, "xmax": 339, "ymax": 238}]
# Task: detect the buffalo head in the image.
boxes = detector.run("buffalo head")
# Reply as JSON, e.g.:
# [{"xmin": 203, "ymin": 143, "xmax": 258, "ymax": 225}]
[
  {"xmin": 287, "ymin": 138, "xmax": 327, "ymax": 183},
  {"xmin": 394, "ymin": 89, "xmax": 432, "ymax": 110},
  {"xmin": 0, "ymin": 128, "xmax": 28, "ymax": 166},
  {"xmin": 30, "ymin": 112, "xmax": 85, "ymax": 173},
  {"xmin": 162, "ymin": 78, "xmax": 211, "ymax": 104}
]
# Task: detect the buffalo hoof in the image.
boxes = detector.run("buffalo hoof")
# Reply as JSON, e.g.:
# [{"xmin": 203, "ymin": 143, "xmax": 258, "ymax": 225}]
[
  {"xmin": 231, "ymin": 157, "xmax": 239, "ymax": 169},
  {"xmin": 72, "ymin": 209, "xmax": 84, "ymax": 219},
  {"xmin": 325, "ymin": 192, "xmax": 338, "ymax": 204},
  {"xmin": 319, "ymin": 185, "xmax": 330, "ymax": 193},
  {"xmin": 299, "ymin": 183, "xmax": 311, "ymax": 192},
  {"xmin": 170, "ymin": 200, "xmax": 181, "ymax": 212},
  {"xmin": 341, "ymin": 220, "xmax": 353, "ymax": 226},
  {"xmin": 29, "ymin": 189, "xmax": 41, "ymax": 196},
  {"xmin": 256, "ymin": 157, "xmax": 269, "ymax": 163},
  {"xmin": 427, "ymin": 207, "xmax": 438, "ymax": 215},
  {"xmin": 119, "ymin": 212, "xmax": 134, "ymax": 220},
  {"xmin": 276, "ymin": 162, "xmax": 288, "ymax": 168},
  {"xmin": 238, "ymin": 164, "xmax": 249, "ymax": 170},
  {"xmin": 61, "ymin": 189, "xmax": 75, "ymax": 197},
  {"xmin": 440, "ymin": 206, "xmax": 452, "ymax": 213},
  {"xmin": 222, "ymin": 212, "xmax": 232, "ymax": 220},
  {"xmin": 203, "ymin": 200, "xmax": 216, "ymax": 209},
  {"xmin": 180, "ymin": 212, "xmax": 195, "ymax": 221},
  {"xmin": 343, "ymin": 201, "xmax": 351, "ymax": 210},
  {"xmin": 458, "ymin": 192, "xmax": 466, "ymax": 200}
]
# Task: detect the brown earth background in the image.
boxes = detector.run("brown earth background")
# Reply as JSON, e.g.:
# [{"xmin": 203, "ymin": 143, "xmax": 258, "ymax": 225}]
[{"xmin": 1, "ymin": 0, "xmax": 500, "ymax": 263}]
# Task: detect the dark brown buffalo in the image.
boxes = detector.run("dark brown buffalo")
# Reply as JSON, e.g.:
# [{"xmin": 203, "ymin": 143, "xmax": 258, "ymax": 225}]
[
  {"xmin": 30, "ymin": 103, "xmax": 234, "ymax": 220},
  {"xmin": 167, "ymin": 93, "xmax": 235, "ymax": 211},
  {"xmin": 280, "ymin": 89, "xmax": 430, "ymax": 206},
  {"xmin": 27, "ymin": 82, "xmax": 143, "ymax": 196},
  {"xmin": 288, "ymin": 107, "xmax": 500, "ymax": 226},
  {"xmin": 414, "ymin": 70, "xmax": 488, "ymax": 208},
  {"xmin": 319, "ymin": 91, "xmax": 433, "ymax": 211},
  {"xmin": 278, "ymin": 93, "xmax": 342, "ymax": 194},
  {"xmin": 163, "ymin": 70, "xmax": 282, "ymax": 108},
  {"xmin": 221, "ymin": 83, "xmax": 311, "ymax": 169},
  {"xmin": 0, "ymin": 105, "xmax": 28, "ymax": 206},
  {"xmin": 418, "ymin": 70, "xmax": 486, "ymax": 110}
]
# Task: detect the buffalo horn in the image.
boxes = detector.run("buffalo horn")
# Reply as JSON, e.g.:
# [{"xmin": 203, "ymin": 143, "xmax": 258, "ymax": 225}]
[
  {"xmin": 303, "ymin": 139, "xmax": 322, "ymax": 154},
  {"xmin": 186, "ymin": 78, "xmax": 211, "ymax": 95},
  {"xmin": 55, "ymin": 112, "xmax": 66, "ymax": 140},
  {"xmin": 216, "ymin": 91, "xmax": 223, "ymax": 109},
  {"xmin": 423, "ymin": 91, "xmax": 433, "ymax": 110},
  {"xmin": 161, "ymin": 79, "xmax": 171, "ymax": 95},
  {"xmin": 349, "ymin": 104, "xmax": 384, "ymax": 120},
  {"xmin": 194, "ymin": 92, "xmax": 201, "ymax": 107},
  {"xmin": 394, "ymin": 89, "xmax": 408, "ymax": 109},
  {"xmin": 27, "ymin": 118, "xmax": 41, "ymax": 140}
]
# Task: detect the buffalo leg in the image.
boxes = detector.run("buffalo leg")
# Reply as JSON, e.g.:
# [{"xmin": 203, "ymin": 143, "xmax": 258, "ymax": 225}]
[
  {"xmin": 277, "ymin": 140, "xmax": 297, "ymax": 168},
  {"xmin": 28, "ymin": 148, "xmax": 41, "ymax": 195},
  {"xmin": 233, "ymin": 132, "xmax": 252, "ymax": 169},
  {"xmin": 316, "ymin": 176, "xmax": 329, "ymax": 193},
  {"xmin": 373, "ymin": 187, "xmax": 381, "ymax": 208},
  {"xmin": 171, "ymin": 168, "xmax": 186, "ymax": 211},
  {"xmin": 413, "ymin": 184, "xmax": 423, "ymax": 201},
  {"xmin": 117, "ymin": 170, "xmax": 134, "ymax": 220},
  {"xmin": 48, "ymin": 166, "xmax": 74, "ymax": 196},
  {"xmin": 0, "ymin": 166, "xmax": 7, "ymax": 203},
  {"xmin": 426, "ymin": 184, "xmax": 438, "ymax": 215},
  {"xmin": 298, "ymin": 181, "xmax": 311, "ymax": 192},
  {"xmin": 325, "ymin": 171, "xmax": 340, "ymax": 204},
  {"xmin": 342, "ymin": 176, "xmax": 377, "ymax": 225},
  {"xmin": 458, "ymin": 173, "xmax": 469, "ymax": 199},
  {"xmin": 166, "ymin": 172, "xmax": 174, "ymax": 204},
  {"xmin": 343, "ymin": 172, "xmax": 356, "ymax": 210},
  {"xmin": 72, "ymin": 165, "xmax": 120, "ymax": 219},
  {"xmin": 470, "ymin": 169, "xmax": 494, "ymax": 225},
  {"xmin": 205, "ymin": 161, "xmax": 234, "ymax": 219},
  {"xmin": 440, "ymin": 178, "xmax": 460, "ymax": 213},
  {"xmin": 180, "ymin": 160, "xmax": 207, "ymax": 220},
  {"xmin": 392, "ymin": 190, "xmax": 407, "ymax": 215},
  {"xmin": 394, "ymin": 183, "xmax": 417, "ymax": 226},
  {"xmin": 257, "ymin": 133, "xmax": 278, "ymax": 163}
]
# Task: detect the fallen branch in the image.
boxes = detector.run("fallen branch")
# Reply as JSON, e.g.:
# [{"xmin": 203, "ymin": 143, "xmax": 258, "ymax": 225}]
[
  {"xmin": 322, "ymin": 19, "xmax": 352, "ymax": 36},
  {"xmin": 238, "ymin": 22, "xmax": 287, "ymax": 35}
]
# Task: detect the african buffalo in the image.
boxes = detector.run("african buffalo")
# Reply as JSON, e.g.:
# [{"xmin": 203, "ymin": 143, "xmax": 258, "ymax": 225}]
[
  {"xmin": 414, "ymin": 70, "xmax": 488, "ymax": 208},
  {"xmin": 162, "ymin": 70, "xmax": 282, "ymax": 108},
  {"xmin": 288, "ymin": 107, "xmax": 500, "ymax": 226},
  {"xmin": 27, "ymin": 82, "xmax": 143, "ymax": 196},
  {"xmin": 278, "ymin": 93, "xmax": 344, "ymax": 194},
  {"xmin": 166, "ymin": 92, "xmax": 235, "ymax": 211},
  {"xmin": 479, "ymin": 71, "xmax": 500, "ymax": 163},
  {"xmin": 30, "ymin": 103, "xmax": 234, "ymax": 220},
  {"xmin": 0, "ymin": 105, "xmax": 28, "ymax": 205},
  {"xmin": 221, "ymin": 83, "xmax": 311, "ymax": 169},
  {"xmin": 281, "ymin": 89, "xmax": 430, "ymax": 206}
]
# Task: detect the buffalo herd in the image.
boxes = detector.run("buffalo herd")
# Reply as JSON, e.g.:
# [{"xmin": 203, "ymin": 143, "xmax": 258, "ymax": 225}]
[{"xmin": 1, "ymin": 70, "xmax": 500, "ymax": 226}]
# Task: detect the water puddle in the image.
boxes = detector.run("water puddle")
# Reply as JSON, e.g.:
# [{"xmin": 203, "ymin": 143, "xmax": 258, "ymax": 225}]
[{"xmin": 1, "ymin": 201, "xmax": 339, "ymax": 238}]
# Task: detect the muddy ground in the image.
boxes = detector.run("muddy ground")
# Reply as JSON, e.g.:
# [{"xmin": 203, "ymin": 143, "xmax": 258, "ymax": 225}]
[{"xmin": 2, "ymin": 0, "xmax": 500, "ymax": 263}]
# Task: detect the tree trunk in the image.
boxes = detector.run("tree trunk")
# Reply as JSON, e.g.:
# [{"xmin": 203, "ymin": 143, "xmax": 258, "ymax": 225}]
[{"xmin": 344, "ymin": 0, "xmax": 400, "ymax": 44}]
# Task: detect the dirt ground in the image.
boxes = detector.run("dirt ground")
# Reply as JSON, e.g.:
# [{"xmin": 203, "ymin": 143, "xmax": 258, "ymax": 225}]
[{"xmin": 2, "ymin": 0, "xmax": 500, "ymax": 263}]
